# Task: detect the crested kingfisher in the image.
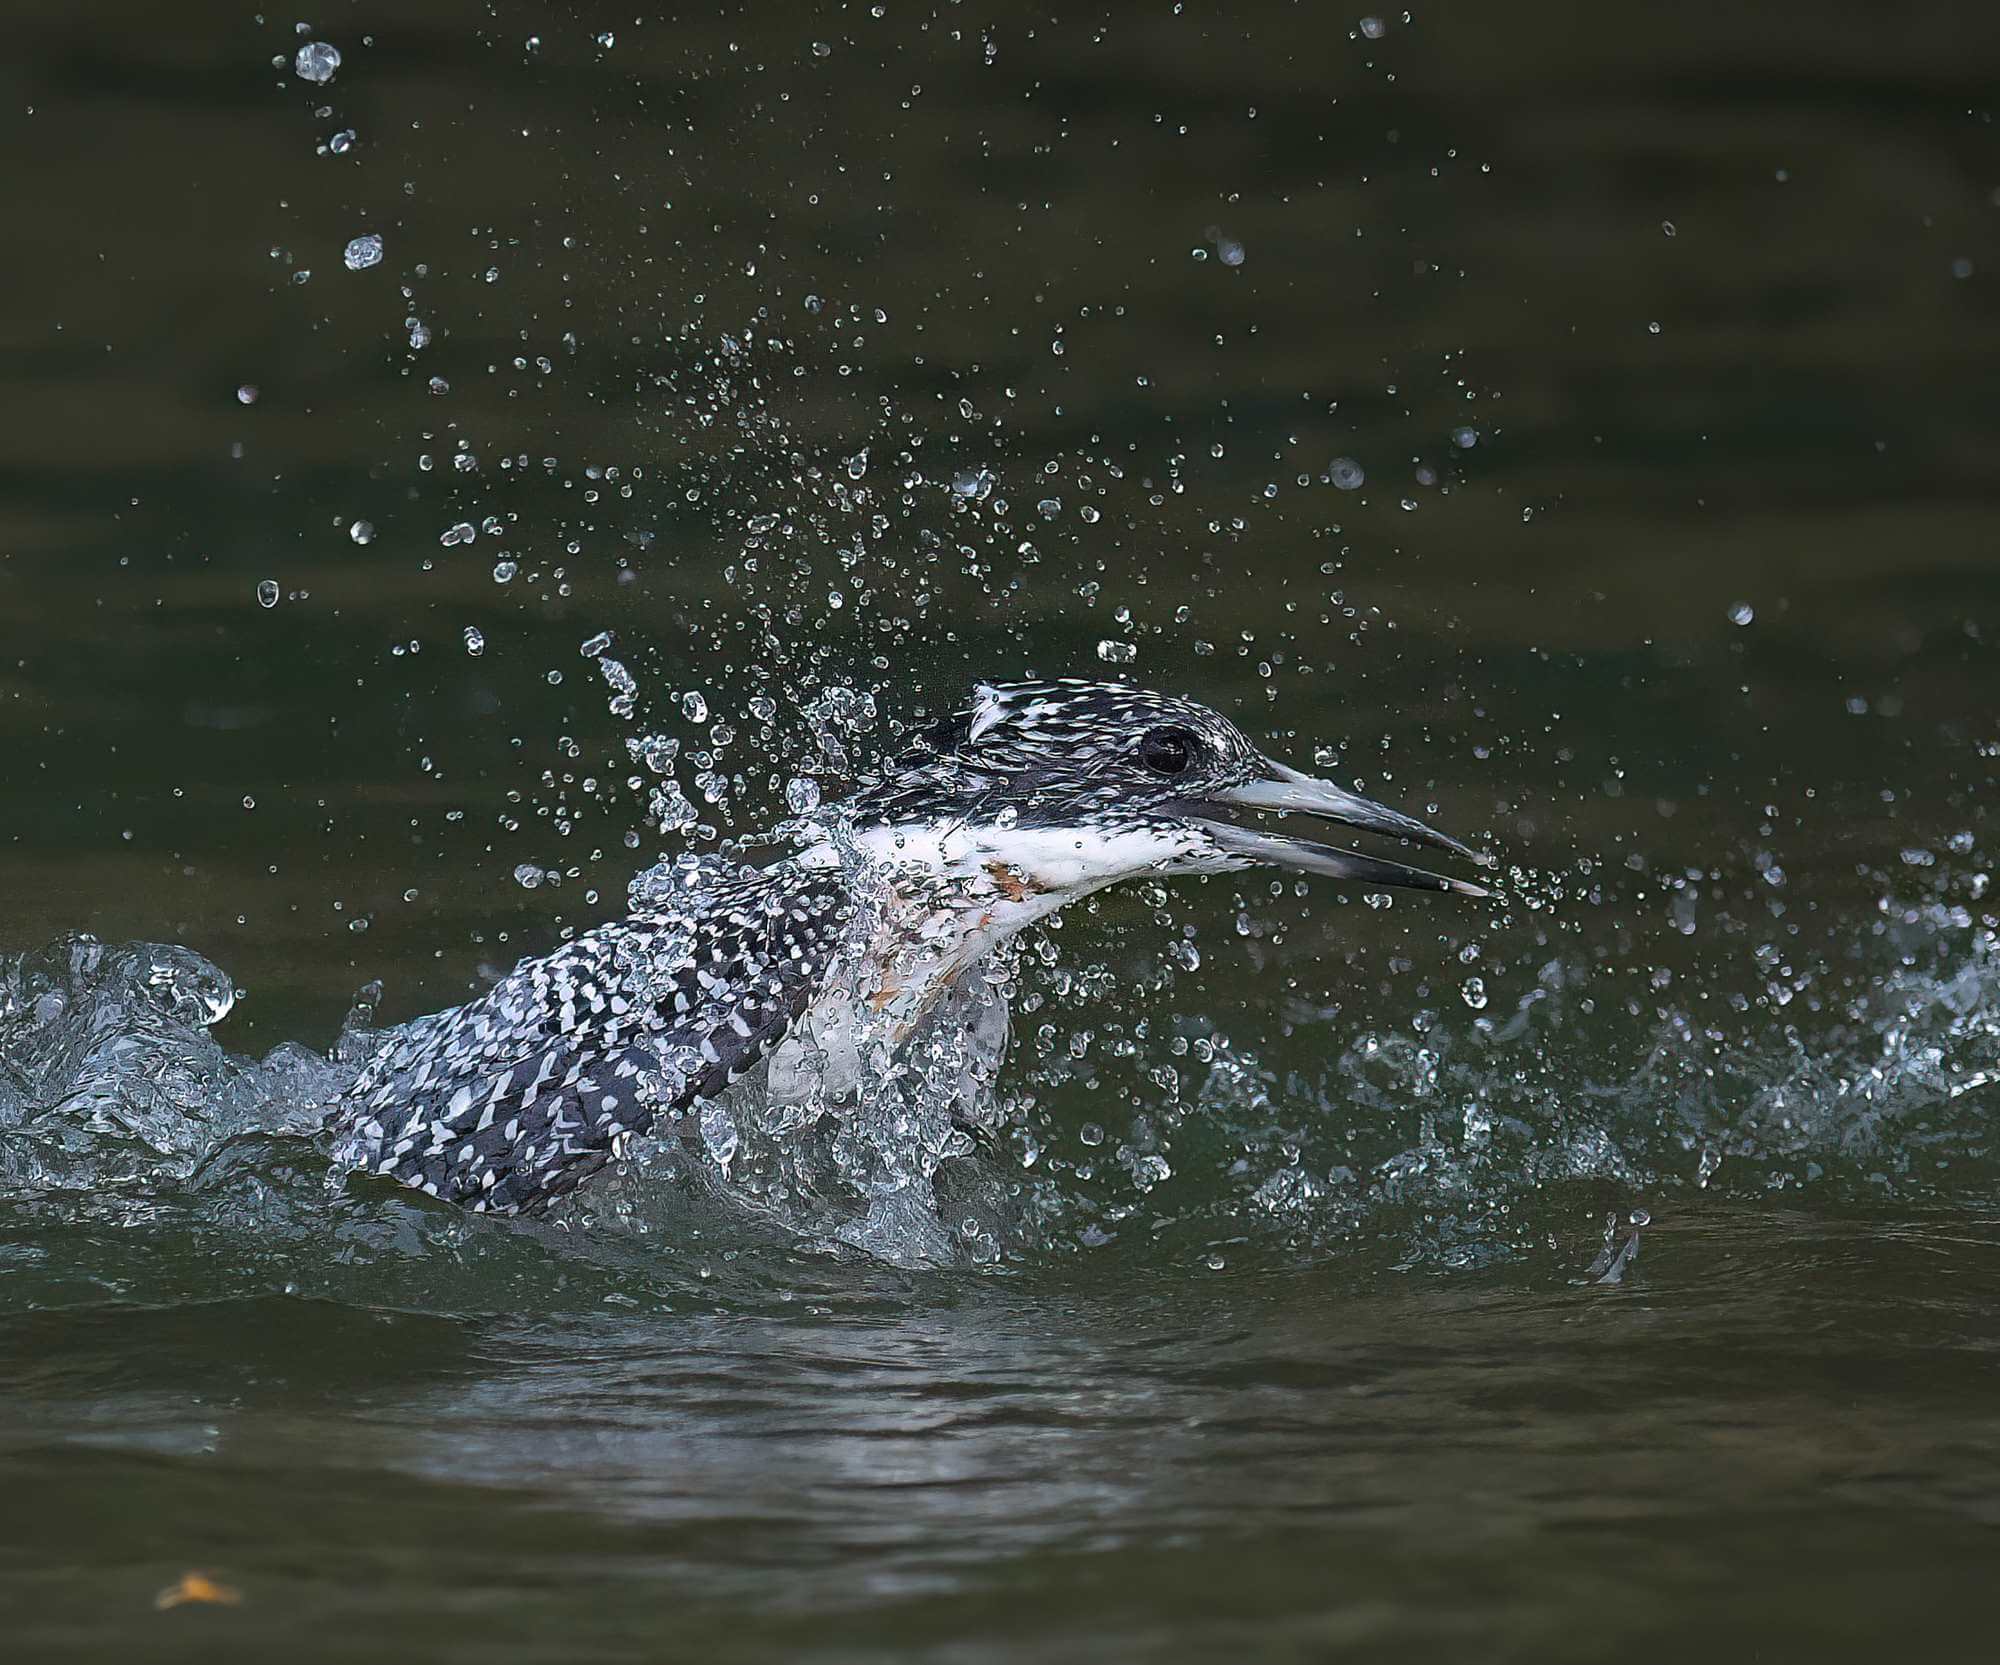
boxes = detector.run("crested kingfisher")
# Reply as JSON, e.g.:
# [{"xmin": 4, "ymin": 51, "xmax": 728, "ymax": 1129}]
[{"xmin": 330, "ymin": 678, "xmax": 1490, "ymax": 1214}]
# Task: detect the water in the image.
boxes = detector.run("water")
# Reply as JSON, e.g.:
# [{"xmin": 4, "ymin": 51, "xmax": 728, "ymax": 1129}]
[
  {"xmin": 292, "ymin": 41, "xmax": 339, "ymax": 85},
  {"xmin": 6, "ymin": 0, "xmax": 2000, "ymax": 1656}
]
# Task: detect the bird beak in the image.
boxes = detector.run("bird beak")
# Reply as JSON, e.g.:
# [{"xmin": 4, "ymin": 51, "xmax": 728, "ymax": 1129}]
[{"xmin": 1189, "ymin": 761, "xmax": 1492, "ymax": 899}]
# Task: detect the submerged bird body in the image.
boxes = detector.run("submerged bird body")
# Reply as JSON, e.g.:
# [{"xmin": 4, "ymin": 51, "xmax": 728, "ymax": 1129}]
[{"xmin": 329, "ymin": 679, "xmax": 1487, "ymax": 1213}]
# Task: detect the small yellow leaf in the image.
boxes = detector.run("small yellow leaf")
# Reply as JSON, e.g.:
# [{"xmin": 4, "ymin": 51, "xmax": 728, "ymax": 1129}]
[{"xmin": 154, "ymin": 1571, "xmax": 243, "ymax": 1611}]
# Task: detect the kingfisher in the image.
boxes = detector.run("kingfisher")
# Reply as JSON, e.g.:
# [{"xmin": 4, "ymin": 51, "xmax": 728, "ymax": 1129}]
[{"xmin": 329, "ymin": 678, "xmax": 1489, "ymax": 1214}]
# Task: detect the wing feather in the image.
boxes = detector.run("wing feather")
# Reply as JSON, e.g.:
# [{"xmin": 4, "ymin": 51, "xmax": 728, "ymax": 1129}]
[{"xmin": 329, "ymin": 864, "xmax": 851, "ymax": 1212}]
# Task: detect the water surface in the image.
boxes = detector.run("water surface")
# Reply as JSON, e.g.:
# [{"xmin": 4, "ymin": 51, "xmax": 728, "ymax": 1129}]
[{"xmin": 3, "ymin": 1, "xmax": 1998, "ymax": 1657}]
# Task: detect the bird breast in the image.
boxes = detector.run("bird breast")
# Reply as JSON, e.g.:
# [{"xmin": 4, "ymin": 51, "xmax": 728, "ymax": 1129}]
[{"xmin": 764, "ymin": 863, "xmax": 1034, "ymax": 1107}]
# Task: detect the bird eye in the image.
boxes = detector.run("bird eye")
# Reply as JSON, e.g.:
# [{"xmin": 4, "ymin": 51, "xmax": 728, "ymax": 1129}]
[{"xmin": 1138, "ymin": 726, "xmax": 1196, "ymax": 776}]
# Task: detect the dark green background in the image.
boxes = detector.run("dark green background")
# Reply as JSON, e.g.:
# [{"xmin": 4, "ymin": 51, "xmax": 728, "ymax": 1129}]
[{"xmin": 3, "ymin": 1, "xmax": 1998, "ymax": 1659}]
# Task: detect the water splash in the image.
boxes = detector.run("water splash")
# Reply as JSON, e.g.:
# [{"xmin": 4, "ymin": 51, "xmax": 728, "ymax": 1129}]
[
  {"xmin": 586, "ymin": 839, "xmax": 1019, "ymax": 1267},
  {"xmin": 1, "ymin": 849, "xmax": 1993, "ymax": 1285},
  {"xmin": 0, "ymin": 935, "xmax": 340, "ymax": 1200}
]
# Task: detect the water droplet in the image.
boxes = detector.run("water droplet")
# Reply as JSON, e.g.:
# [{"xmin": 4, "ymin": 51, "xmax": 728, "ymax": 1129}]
[
  {"xmin": 1078, "ymin": 504, "xmax": 1101, "ymax": 523},
  {"xmin": 343, "ymin": 233, "xmax": 384, "ymax": 271},
  {"xmin": 1330, "ymin": 456, "xmax": 1366, "ymax": 490},
  {"xmin": 255, "ymin": 578, "xmax": 280, "ymax": 608},
  {"xmin": 1096, "ymin": 639, "xmax": 1137, "ymax": 664},
  {"xmin": 785, "ymin": 777, "xmax": 821, "ymax": 814},
  {"xmin": 236, "ymin": 384, "xmax": 258, "ymax": 405},
  {"xmin": 348, "ymin": 519, "xmax": 375, "ymax": 546},
  {"xmin": 328, "ymin": 129, "xmax": 356, "ymax": 155},
  {"xmin": 1216, "ymin": 236, "xmax": 1245, "ymax": 266},
  {"xmin": 492, "ymin": 559, "xmax": 518, "ymax": 583},
  {"xmin": 513, "ymin": 863, "xmax": 543, "ymax": 889},
  {"xmin": 462, "ymin": 626, "xmax": 485, "ymax": 656},
  {"xmin": 1359, "ymin": 16, "xmax": 1387, "ymax": 39},
  {"xmin": 699, "ymin": 1103, "xmax": 739, "ymax": 1165},
  {"xmin": 1460, "ymin": 976, "xmax": 1488, "ymax": 1010},
  {"xmin": 1728, "ymin": 601, "xmax": 1755, "ymax": 626},
  {"xmin": 579, "ymin": 630, "xmax": 614, "ymax": 658},
  {"xmin": 1647, "ymin": 319, "xmax": 1662, "ymax": 335},
  {"xmin": 1450, "ymin": 426, "xmax": 1478, "ymax": 449},
  {"xmin": 294, "ymin": 41, "xmax": 340, "ymax": 83},
  {"xmin": 682, "ymin": 690, "xmax": 709, "ymax": 723},
  {"xmin": 1079, "ymin": 1122, "xmax": 1105, "ymax": 1147},
  {"xmin": 595, "ymin": 31, "xmax": 615, "ymax": 49},
  {"xmin": 439, "ymin": 521, "xmax": 475, "ymax": 547}
]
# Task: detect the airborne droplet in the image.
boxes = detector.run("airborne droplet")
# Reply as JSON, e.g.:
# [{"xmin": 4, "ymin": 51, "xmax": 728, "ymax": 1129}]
[{"xmin": 294, "ymin": 41, "xmax": 340, "ymax": 83}]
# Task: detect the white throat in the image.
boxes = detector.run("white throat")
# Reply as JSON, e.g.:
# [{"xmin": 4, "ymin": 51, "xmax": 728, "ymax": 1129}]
[
  {"xmin": 769, "ymin": 815, "xmax": 1205, "ymax": 1107},
  {"xmin": 852, "ymin": 815, "xmax": 1202, "ymax": 906}
]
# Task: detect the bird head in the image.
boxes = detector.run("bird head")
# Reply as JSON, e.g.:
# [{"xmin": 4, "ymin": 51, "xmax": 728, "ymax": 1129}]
[{"xmin": 842, "ymin": 678, "xmax": 1490, "ymax": 904}]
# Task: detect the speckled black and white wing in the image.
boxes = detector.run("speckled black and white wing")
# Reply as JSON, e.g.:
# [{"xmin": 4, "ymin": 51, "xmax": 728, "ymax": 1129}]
[{"xmin": 328, "ymin": 863, "xmax": 854, "ymax": 1213}]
